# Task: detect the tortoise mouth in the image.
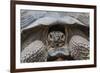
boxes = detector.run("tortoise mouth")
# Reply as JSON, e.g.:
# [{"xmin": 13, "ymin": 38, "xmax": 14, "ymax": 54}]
[{"xmin": 48, "ymin": 42, "xmax": 65, "ymax": 48}]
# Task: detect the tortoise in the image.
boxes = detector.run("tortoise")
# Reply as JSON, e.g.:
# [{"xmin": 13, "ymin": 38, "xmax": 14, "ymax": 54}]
[{"xmin": 20, "ymin": 10, "xmax": 89, "ymax": 63}]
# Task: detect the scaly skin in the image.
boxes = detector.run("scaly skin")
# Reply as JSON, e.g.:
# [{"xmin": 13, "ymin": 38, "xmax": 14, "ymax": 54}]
[
  {"xmin": 21, "ymin": 40, "xmax": 48, "ymax": 63},
  {"xmin": 69, "ymin": 35, "xmax": 89, "ymax": 60}
]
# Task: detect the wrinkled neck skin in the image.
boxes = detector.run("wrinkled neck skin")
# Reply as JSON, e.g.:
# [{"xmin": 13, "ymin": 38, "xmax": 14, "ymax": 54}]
[{"xmin": 47, "ymin": 44, "xmax": 73, "ymax": 61}]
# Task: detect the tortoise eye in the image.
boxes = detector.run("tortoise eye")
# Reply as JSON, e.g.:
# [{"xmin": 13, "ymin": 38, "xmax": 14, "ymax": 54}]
[
  {"xmin": 61, "ymin": 35, "xmax": 63, "ymax": 38},
  {"xmin": 49, "ymin": 34, "xmax": 52, "ymax": 38}
]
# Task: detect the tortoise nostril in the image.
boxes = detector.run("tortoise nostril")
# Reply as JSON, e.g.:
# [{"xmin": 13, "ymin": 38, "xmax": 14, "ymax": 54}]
[{"xmin": 56, "ymin": 43, "xmax": 59, "ymax": 46}]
